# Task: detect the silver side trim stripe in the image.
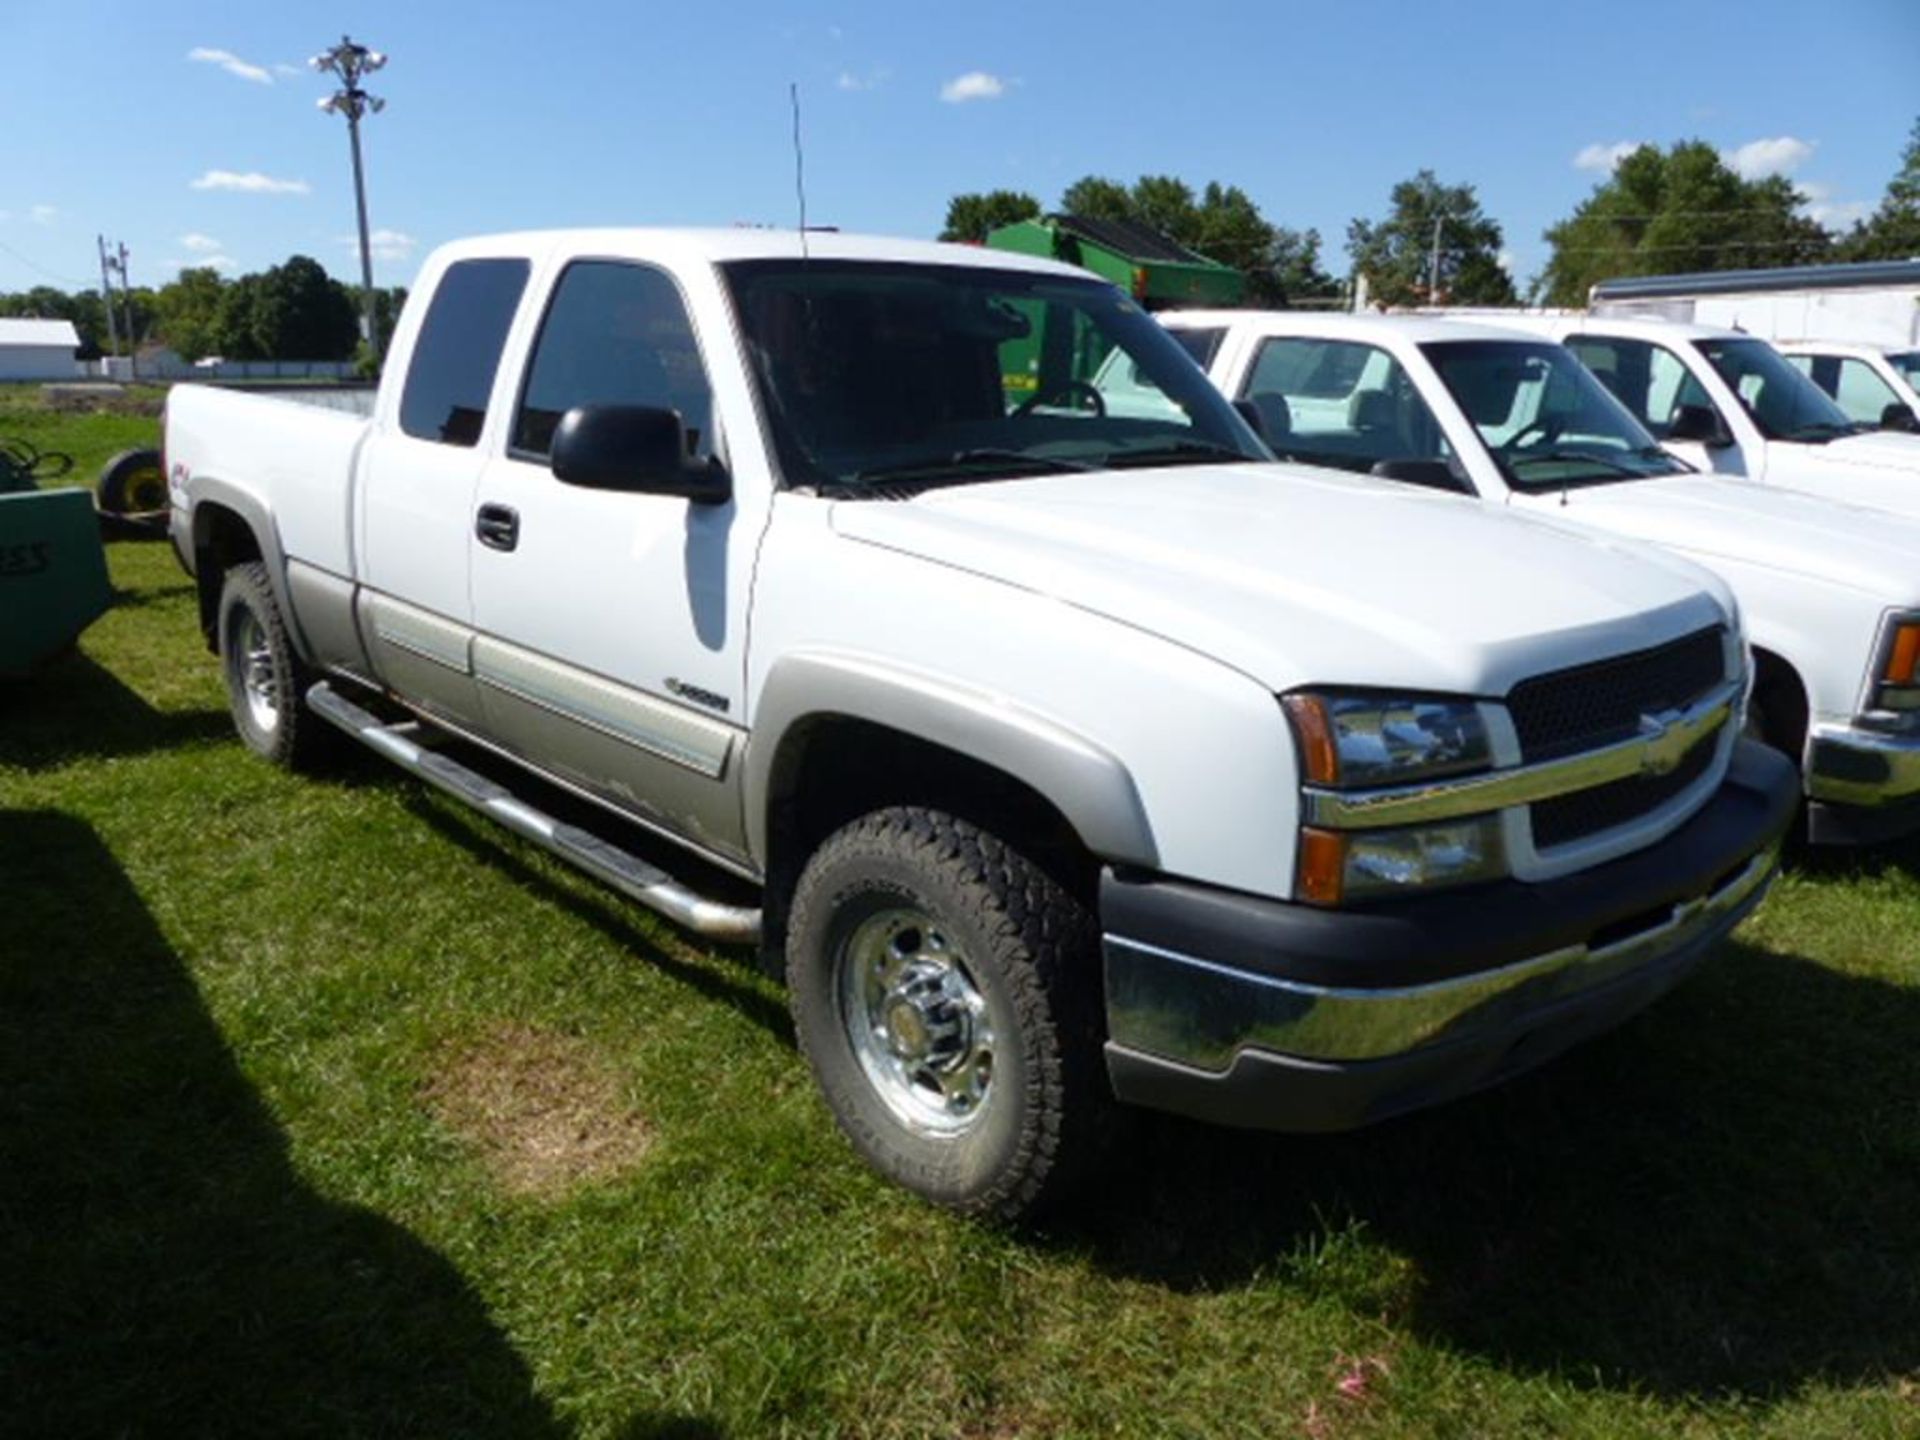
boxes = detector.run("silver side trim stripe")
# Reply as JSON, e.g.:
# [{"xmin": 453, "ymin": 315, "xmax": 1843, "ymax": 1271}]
[
  {"xmin": 1304, "ymin": 680, "xmax": 1740, "ymax": 831},
  {"xmin": 366, "ymin": 594, "xmax": 472, "ymax": 674},
  {"xmin": 472, "ymin": 636, "xmax": 737, "ymax": 780}
]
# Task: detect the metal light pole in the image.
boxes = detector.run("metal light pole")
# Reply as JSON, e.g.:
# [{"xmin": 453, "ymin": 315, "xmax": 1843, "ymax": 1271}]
[{"xmin": 311, "ymin": 36, "xmax": 388, "ymax": 356}]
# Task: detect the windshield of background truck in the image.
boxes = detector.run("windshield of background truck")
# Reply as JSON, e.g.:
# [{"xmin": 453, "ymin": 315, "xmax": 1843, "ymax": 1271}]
[
  {"xmin": 1421, "ymin": 339, "xmax": 1687, "ymax": 489},
  {"xmin": 722, "ymin": 260, "xmax": 1268, "ymax": 492},
  {"xmin": 1892, "ymin": 351, "xmax": 1920, "ymax": 386},
  {"xmin": 1695, "ymin": 337, "xmax": 1860, "ymax": 442}
]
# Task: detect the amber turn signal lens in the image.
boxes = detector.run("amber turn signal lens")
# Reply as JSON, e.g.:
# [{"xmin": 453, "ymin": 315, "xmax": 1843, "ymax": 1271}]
[
  {"xmin": 1297, "ymin": 827, "xmax": 1347, "ymax": 907},
  {"xmin": 1282, "ymin": 694, "xmax": 1340, "ymax": 785},
  {"xmin": 1885, "ymin": 624, "xmax": 1920, "ymax": 686}
]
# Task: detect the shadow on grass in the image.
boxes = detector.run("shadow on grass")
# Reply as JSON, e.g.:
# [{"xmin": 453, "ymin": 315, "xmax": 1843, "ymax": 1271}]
[
  {"xmin": 0, "ymin": 810, "xmax": 724, "ymax": 1440},
  {"xmin": 408, "ymin": 795, "xmax": 793, "ymax": 1045},
  {"xmin": 0, "ymin": 651, "xmax": 228, "ymax": 768},
  {"xmin": 1057, "ymin": 939, "xmax": 1920, "ymax": 1402}
]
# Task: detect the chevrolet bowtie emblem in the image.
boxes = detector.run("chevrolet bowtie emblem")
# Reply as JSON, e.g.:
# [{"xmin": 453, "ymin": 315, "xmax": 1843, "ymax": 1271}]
[{"xmin": 1637, "ymin": 708, "xmax": 1695, "ymax": 777}]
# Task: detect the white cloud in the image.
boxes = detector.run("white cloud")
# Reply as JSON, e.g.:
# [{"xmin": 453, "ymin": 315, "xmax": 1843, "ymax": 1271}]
[
  {"xmin": 179, "ymin": 232, "xmax": 222, "ymax": 252},
  {"xmin": 1573, "ymin": 140, "xmax": 1642, "ymax": 173},
  {"xmin": 188, "ymin": 46, "xmax": 273, "ymax": 84},
  {"xmin": 1496, "ymin": 249, "xmax": 1516, "ymax": 275},
  {"xmin": 169, "ymin": 253, "xmax": 237, "ymax": 274},
  {"xmin": 190, "ymin": 169, "xmax": 311, "ymax": 195},
  {"xmin": 837, "ymin": 67, "xmax": 889, "ymax": 91},
  {"xmin": 1723, "ymin": 136, "xmax": 1815, "ymax": 180},
  {"xmin": 343, "ymin": 228, "xmax": 417, "ymax": 262},
  {"xmin": 28, "ymin": 203, "xmax": 56, "ymax": 225},
  {"xmin": 940, "ymin": 71, "xmax": 1006, "ymax": 104},
  {"xmin": 273, "ymin": 62, "xmax": 303, "ymax": 77}
]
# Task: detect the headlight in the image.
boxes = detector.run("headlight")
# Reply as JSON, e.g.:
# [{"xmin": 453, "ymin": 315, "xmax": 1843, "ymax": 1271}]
[
  {"xmin": 1282, "ymin": 691, "xmax": 1492, "ymax": 787},
  {"xmin": 1298, "ymin": 816, "xmax": 1507, "ymax": 906},
  {"xmin": 1876, "ymin": 617, "xmax": 1920, "ymax": 714}
]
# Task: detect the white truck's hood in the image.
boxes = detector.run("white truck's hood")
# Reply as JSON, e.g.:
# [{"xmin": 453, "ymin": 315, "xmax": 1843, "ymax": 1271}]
[
  {"xmin": 1761, "ymin": 430, "xmax": 1920, "ymax": 518},
  {"xmin": 1543, "ymin": 475, "xmax": 1920, "ymax": 601},
  {"xmin": 831, "ymin": 463, "xmax": 1728, "ymax": 697}
]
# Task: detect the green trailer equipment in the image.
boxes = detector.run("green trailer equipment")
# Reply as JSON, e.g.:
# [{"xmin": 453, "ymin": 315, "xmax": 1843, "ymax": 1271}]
[
  {"xmin": 984, "ymin": 213, "xmax": 1245, "ymax": 405},
  {"xmin": 0, "ymin": 459, "xmax": 113, "ymax": 676}
]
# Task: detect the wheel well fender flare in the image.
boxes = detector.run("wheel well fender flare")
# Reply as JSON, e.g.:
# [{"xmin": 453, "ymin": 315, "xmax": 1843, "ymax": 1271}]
[
  {"xmin": 744, "ymin": 651, "xmax": 1158, "ymax": 872},
  {"xmin": 188, "ymin": 481, "xmax": 305, "ymax": 658}
]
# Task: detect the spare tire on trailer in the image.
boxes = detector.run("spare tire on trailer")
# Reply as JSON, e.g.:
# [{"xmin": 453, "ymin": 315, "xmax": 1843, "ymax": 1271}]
[{"xmin": 97, "ymin": 447, "xmax": 167, "ymax": 514}]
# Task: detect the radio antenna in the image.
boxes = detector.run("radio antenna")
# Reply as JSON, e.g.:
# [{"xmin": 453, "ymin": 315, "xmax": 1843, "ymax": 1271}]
[{"xmin": 790, "ymin": 82, "xmax": 809, "ymax": 260}]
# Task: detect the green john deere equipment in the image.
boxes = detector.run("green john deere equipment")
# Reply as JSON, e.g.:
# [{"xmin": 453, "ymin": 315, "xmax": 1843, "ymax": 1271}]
[
  {"xmin": 983, "ymin": 213, "xmax": 1245, "ymax": 405},
  {"xmin": 1, "ymin": 439, "xmax": 113, "ymax": 677}
]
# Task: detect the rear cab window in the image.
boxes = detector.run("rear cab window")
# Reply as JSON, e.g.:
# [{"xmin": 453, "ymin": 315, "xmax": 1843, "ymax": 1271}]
[
  {"xmin": 398, "ymin": 258, "xmax": 531, "ymax": 446},
  {"xmin": 1565, "ymin": 336, "xmax": 1712, "ymax": 440},
  {"xmin": 1237, "ymin": 336, "xmax": 1453, "ymax": 475}
]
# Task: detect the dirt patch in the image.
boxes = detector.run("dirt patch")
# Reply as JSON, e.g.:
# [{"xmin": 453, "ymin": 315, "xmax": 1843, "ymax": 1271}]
[{"xmin": 424, "ymin": 1023, "xmax": 651, "ymax": 1196}]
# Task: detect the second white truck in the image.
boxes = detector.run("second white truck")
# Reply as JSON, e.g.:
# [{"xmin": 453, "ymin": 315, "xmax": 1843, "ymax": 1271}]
[{"xmin": 1162, "ymin": 310, "xmax": 1920, "ymax": 843}]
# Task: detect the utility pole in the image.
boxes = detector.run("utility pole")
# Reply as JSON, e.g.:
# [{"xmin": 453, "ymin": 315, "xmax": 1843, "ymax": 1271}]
[
  {"xmin": 1428, "ymin": 214, "xmax": 1444, "ymax": 305},
  {"xmin": 115, "ymin": 242, "xmax": 136, "ymax": 377},
  {"xmin": 312, "ymin": 35, "xmax": 388, "ymax": 356},
  {"xmin": 96, "ymin": 235, "xmax": 120, "ymax": 360}
]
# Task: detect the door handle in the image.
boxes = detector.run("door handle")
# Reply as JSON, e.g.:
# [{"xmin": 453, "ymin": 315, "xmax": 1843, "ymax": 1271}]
[{"xmin": 475, "ymin": 503, "xmax": 520, "ymax": 552}]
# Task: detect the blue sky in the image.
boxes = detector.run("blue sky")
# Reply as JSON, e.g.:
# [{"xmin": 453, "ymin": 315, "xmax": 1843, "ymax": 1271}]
[{"xmin": 2, "ymin": 0, "xmax": 1915, "ymax": 297}]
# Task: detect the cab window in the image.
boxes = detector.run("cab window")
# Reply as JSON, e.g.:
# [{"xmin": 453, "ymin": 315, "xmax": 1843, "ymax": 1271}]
[
  {"xmin": 512, "ymin": 261, "xmax": 714, "ymax": 461},
  {"xmin": 1238, "ymin": 337, "xmax": 1452, "ymax": 474},
  {"xmin": 1565, "ymin": 336, "xmax": 1713, "ymax": 439}
]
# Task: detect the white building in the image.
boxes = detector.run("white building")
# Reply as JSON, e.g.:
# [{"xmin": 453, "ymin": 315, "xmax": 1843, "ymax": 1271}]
[{"xmin": 0, "ymin": 318, "xmax": 81, "ymax": 380}]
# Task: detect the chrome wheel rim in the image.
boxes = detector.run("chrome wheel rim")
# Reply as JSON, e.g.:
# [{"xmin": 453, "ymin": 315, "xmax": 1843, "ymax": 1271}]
[
  {"xmin": 838, "ymin": 907, "xmax": 995, "ymax": 1137},
  {"xmin": 231, "ymin": 610, "xmax": 279, "ymax": 734}
]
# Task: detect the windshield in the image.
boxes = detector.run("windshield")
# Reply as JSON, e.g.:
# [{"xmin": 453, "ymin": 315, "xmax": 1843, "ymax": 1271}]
[
  {"xmin": 1695, "ymin": 337, "xmax": 1859, "ymax": 442},
  {"xmin": 721, "ymin": 260, "xmax": 1268, "ymax": 493},
  {"xmin": 1421, "ymin": 339, "xmax": 1688, "ymax": 489},
  {"xmin": 1891, "ymin": 351, "xmax": 1920, "ymax": 387}
]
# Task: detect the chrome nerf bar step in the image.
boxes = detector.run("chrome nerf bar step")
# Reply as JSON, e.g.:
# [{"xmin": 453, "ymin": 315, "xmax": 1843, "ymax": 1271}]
[{"xmin": 307, "ymin": 682, "xmax": 762, "ymax": 944}]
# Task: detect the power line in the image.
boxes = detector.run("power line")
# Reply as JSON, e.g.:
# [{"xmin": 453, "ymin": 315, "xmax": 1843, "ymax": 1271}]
[
  {"xmin": 0, "ymin": 236, "xmax": 90, "ymax": 287},
  {"xmin": 1552, "ymin": 237, "xmax": 1836, "ymax": 255}
]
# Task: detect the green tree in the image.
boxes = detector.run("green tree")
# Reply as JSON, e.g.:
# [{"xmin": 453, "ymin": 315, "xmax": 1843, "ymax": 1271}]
[
  {"xmin": 254, "ymin": 255, "xmax": 361, "ymax": 361},
  {"xmin": 1539, "ymin": 141, "xmax": 1830, "ymax": 306},
  {"xmin": 154, "ymin": 268, "xmax": 228, "ymax": 360},
  {"xmin": 1057, "ymin": 175, "xmax": 1135, "ymax": 222},
  {"xmin": 938, "ymin": 190, "xmax": 1041, "ymax": 244},
  {"xmin": 1839, "ymin": 116, "xmax": 1920, "ymax": 262},
  {"xmin": 1268, "ymin": 227, "xmax": 1342, "ymax": 306},
  {"xmin": 1348, "ymin": 170, "xmax": 1516, "ymax": 307}
]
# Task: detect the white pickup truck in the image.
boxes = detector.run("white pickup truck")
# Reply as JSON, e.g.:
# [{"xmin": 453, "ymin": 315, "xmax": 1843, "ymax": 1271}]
[
  {"xmin": 1161, "ymin": 310, "xmax": 1920, "ymax": 844},
  {"xmin": 165, "ymin": 230, "xmax": 1794, "ymax": 1218},
  {"xmin": 1484, "ymin": 315, "xmax": 1920, "ymax": 517},
  {"xmin": 1777, "ymin": 340, "xmax": 1920, "ymax": 431}
]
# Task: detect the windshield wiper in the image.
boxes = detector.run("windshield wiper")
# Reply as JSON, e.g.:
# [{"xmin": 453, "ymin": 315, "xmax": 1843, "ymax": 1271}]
[
  {"xmin": 848, "ymin": 449, "xmax": 1094, "ymax": 490},
  {"xmin": 1784, "ymin": 421, "xmax": 1856, "ymax": 443},
  {"xmin": 1504, "ymin": 449, "xmax": 1656, "ymax": 480},
  {"xmin": 1101, "ymin": 439, "xmax": 1251, "ymax": 469}
]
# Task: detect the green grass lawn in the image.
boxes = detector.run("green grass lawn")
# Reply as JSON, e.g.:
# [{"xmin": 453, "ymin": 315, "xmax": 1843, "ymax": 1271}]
[{"xmin": 5, "ymin": 438, "xmax": 1920, "ymax": 1435}]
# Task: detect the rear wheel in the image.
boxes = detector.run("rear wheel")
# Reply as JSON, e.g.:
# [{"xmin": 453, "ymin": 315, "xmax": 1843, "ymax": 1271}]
[
  {"xmin": 786, "ymin": 807, "xmax": 1104, "ymax": 1222},
  {"xmin": 217, "ymin": 561, "xmax": 330, "ymax": 769}
]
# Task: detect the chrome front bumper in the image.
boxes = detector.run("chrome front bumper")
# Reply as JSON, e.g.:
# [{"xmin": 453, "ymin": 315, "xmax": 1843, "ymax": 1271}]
[
  {"xmin": 1806, "ymin": 723, "xmax": 1920, "ymax": 809},
  {"xmin": 1106, "ymin": 845, "xmax": 1775, "ymax": 1071}
]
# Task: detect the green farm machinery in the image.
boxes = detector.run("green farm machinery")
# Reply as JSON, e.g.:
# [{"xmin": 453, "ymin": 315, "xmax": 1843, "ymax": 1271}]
[{"xmin": 0, "ymin": 436, "xmax": 114, "ymax": 677}]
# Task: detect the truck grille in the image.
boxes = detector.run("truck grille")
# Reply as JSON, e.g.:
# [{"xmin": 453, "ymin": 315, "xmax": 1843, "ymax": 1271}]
[
  {"xmin": 1509, "ymin": 627, "xmax": 1726, "ymax": 762},
  {"xmin": 1509, "ymin": 626, "xmax": 1728, "ymax": 849},
  {"xmin": 1531, "ymin": 733, "xmax": 1718, "ymax": 850}
]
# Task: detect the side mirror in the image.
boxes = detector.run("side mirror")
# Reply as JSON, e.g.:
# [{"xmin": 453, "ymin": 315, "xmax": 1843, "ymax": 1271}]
[
  {"xmin": 1667, "ymin": 403, "xmax": 1734, "ymax": 448},
  {"xmin": 1231, "ymin": 397, "xmax": 1269, "ymax": 442},
  {"xmin": 1880, "ymin": 401, "xmax": 1917, "ymax": 433},
  {"xmin": 550, "ymin": 405, "xmax": 731, "ymax": 504},
  {"xmin": 1370, "ymin": 458, "xmax": 1472, "ymax": 494}
]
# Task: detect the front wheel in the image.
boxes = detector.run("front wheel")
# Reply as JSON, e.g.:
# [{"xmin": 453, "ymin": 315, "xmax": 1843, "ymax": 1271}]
[
  {"xmin": 786, "ymin": 808, "xmax": 1103, "ymax": 1222},
  {"xmin": 217, "ymin": 561, "xmax": 330, "ymax": 769}
]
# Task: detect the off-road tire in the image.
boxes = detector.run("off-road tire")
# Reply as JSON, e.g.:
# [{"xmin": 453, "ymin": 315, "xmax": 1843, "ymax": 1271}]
[
  {"xmin": 217, "ymin": 561, "xmax": 330, "ymax": 770},
  {"xmin": 786, "ymin": 806, "xmax": 1104, "ymax": 1222}
]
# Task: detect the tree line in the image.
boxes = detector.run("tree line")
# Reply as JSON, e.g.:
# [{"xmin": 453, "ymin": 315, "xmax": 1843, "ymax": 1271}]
[
  {"xmin": 0, "ymin": 256, "xmax": 406, "ymax": 363},
  {"xmin": 943, "ymin": 115, "xmax": 1920, "ymax": 309}
]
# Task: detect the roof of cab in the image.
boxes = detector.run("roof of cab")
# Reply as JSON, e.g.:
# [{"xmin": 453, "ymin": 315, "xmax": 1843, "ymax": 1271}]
[
  {"xmin": 1158, "ymin": 308, "xmax": 1549, "ymax": 345},
  {"xmin": 420, "ymin": 227, "xmax": 1095, "ymax": 280}
]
